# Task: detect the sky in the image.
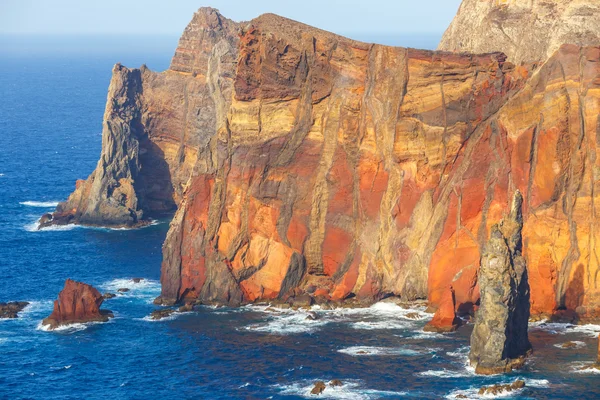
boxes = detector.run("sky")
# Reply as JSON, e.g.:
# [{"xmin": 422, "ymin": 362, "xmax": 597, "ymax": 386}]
[{"xmin": 0, "ymin": 0, "xmax": 462, "ymax": 36}]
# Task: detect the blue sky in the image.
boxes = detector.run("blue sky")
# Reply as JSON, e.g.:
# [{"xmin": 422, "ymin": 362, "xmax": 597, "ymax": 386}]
[{"xmin": 0, "ymin": 0, "xmax": 462, "ymax": 36}]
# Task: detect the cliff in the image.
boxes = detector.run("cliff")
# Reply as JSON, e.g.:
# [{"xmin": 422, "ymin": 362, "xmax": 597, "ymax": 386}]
[
  {"xmin": 46, "ymin": 8, "xmax": 600, "ymax": 319},
  {"xmin": 469, "ymin": 191, "xmax": 531, "ymax": 375},
  {"xmin": 439, "ymin": 0, "xmax": 600, "ymax": 64},
  {"xmin": 42, "ymin": 9, "xmax": 240, "ymax": 228}
]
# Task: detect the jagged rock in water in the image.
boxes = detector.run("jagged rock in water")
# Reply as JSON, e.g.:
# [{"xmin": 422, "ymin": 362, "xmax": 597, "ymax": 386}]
[
  {"xmin": 469, "ymin": 191, "xmax": 532, "ymax": 375},
  {"xmin": 439, "ymin": 0, "xmax": 600, "ymax": 64},
  {"xmin": 47, "ymin": 7, "xmax": 600, "ymax": 319},
  {"xmin": 42, "ymin": 280, "xmax": 113, "ymax": 330},
  {"xmin": 0, "ymin": 301, "xmax": 29, "ymax": 318}
]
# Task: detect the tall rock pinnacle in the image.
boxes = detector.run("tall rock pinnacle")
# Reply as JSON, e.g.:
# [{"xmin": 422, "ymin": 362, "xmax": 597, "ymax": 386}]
[{"xmin": 469, "ymin": 191, "xmax": 532, "ymax": 375}]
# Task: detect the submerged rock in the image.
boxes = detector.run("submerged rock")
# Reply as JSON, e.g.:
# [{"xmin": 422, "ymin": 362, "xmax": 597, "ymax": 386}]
[
  {"xmin": 310, "ymin": 381, "xmax": 326, "ymax": 395},
  {"xmin": 149, "ymin": 309, "xmax": 176, "ymax": 320},
  {"xmin": 0, "ymin": 301, "xmax": 29, "ymax": 318},
  {"xmin": 117, "ymin": 288, "xmax": 130, "ymax": 293},
  {"xmin": 42, "ymin": 279, "xmax": 113, "ymax": 330},
  {"xmin": 469, "ymin": 191, "xmax": 532, "ymax": 375},
  {"xmin": 424, "ymin": 286, "xmax": 461, "ymax": 333},
  {"xmin": 132, "ymin": 278, "xmax": 143, "ymax": 283},
  {"xmin": 329, "ymin": 379, "xmax": 343, "ymax": 387},
  {"xmin": 478, "ymin": 380, "xmax": 525, "ymax": 396}
]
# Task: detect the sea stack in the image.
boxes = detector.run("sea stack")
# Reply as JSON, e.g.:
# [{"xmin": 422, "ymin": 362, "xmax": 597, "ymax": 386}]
[
  {"xmin": 424, "ymin": 286, "xmax": 461, "ymax": 333},
  {"xmin": 469, "ymin": 191, "xmax": 532, "ymax": 375},
  {"xmin": 42, "ymin": 279, "xmax": 113, "ymax": 330}
]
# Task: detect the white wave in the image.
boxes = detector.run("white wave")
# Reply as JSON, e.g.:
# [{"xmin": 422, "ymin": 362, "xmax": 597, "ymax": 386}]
[
  {"xmin": 36, "ymin": 319, "xmax": 109, "ymax": 333},
  {"xmin": 350, "ymin": 320, "xmax": 413, "ymax": 330},
  {"xmin": 446, "ymin": 346, "xmax": 470, "ymax": 359},
  {"xmin": 100, "ymin": 278, "xmax": 161, "ymax": 304},
  {"xmin": 408, "ymin": 331, "xmax": 447, "ymax": 340},
  {"xmin": 446, "ymin": 387, "xmax": 523, "ymax": 399},
  {"xmin": 531, "ymin": 322, "xmax": 600, "ymax": 337},
  {"xmin": 24, "ymin": 218, "xmax": 163, "ymax": 233},
  {"xmin": 445, "ymin": 377, "xmax": 547, "ymax": 399},
  {"xmin": 20, "ymin": 201, "xmax": 59, "ymax": 208},
  {"xmin": 274, "ymin": 379, "xmax": 407, "ymax": 399},
  {"xmin": 553, "ymin": 340, "xmax": 587, "ymax": 349},
  {"xmin": 140, "ymin": 311, "xmax": 182, "ymax": 322},
  {"xmin": 338, "ymin": 346, "xmax": 427, "ymax": 357},
  {"xmin": 244, "ymin": 310, "xmax": 329, "ymax": 335},
  {"xmin": 417, "ymin": 368, "xmax": 474, "ymax": 378},
  {"xmin": 24, "ymin": 220, "xmax": 79, "ymax": 232},
  {"xmin": 571, "ymin": 362, "xmax": 600, "ymax": 374},
  {"xmin": 525, "ymin": 378, "xmax": 550, "ymax": 388}
]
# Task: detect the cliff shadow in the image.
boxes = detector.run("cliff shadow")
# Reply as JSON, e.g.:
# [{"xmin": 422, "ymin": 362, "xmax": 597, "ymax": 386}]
[
  {"xmin": 563, "ymin": 263, "xmax": 585, "ymax": 311},
  {"xmin": 135, "ymin": 137, "xmax": 177, "ymax": 218}
]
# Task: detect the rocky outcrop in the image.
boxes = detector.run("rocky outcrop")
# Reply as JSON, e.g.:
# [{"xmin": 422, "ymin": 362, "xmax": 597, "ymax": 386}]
[
  {"xmin": 469, "ymin": 191, "xmax": 531, "ymax": 375},
  {"xmin": 439, "ymin": 0, "xmax": 600, "ymax": 64},
  {"xmin": 0, "ymin": 302, "xmax": 29, "ymax": 318},
  {"xmin": 424, "ymin": 286, "xmax": 461, "ymax": 333},
  {"xmin": 40, "ymin": 8, "xmax": 240, "ymax": 229},
  {"xmin": 49, "ymin": 7, "xmax": 600, "ymax": 319},
  {"xmin": 42, "ymin": 279, "xmax": 113, "ymax": 330}
]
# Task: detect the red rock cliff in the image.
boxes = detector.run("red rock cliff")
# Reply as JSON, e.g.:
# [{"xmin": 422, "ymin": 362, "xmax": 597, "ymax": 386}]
[{"xmin": 49, "ymin": 8, "xmax": 600, "ymax": 319}]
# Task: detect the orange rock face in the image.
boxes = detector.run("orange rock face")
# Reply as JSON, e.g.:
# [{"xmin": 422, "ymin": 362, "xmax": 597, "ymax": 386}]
[
  {"xmin": 52, "ymin": 7, "xmax": 600, "ymax": 318},
  {"xmin": 424, "ymin": 286, "xmax": 461, "ymax": 333},
  {"xmin": 42, "ymin": 279, "xmax": 112, "ymax": 330}
]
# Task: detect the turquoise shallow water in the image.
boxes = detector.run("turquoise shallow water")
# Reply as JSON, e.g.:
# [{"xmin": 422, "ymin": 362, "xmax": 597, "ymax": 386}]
[{"xmin": 1, "ymin": 50, "xmax": 600, "ymax": 399}]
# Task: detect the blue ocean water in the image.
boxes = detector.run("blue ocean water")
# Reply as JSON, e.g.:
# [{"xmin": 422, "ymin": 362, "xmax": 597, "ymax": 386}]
[{"xmin": 1, "ymin": 45, "xmax": 600, "ymax": 400}]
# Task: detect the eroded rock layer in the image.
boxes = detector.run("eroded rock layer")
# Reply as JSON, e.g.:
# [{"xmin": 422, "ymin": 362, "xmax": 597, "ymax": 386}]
[
  {"xmin": 439, "ymin": 0, "xmax": 600, "ymax": 64},
  {"xmin": 49, "ymin": 8, "xmax": 600, "ymax": 318}
]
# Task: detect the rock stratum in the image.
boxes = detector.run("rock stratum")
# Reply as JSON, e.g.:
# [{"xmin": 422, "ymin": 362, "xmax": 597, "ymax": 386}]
[
  {"xmin": 439, "ymin": 0, "xmax": 600, "ymax": 64},
  {"xmin": 46, "ymin": 7, "xmax": 600, "ymax": 318}
]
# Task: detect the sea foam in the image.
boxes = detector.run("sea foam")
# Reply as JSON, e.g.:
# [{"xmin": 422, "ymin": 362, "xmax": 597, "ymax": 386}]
[
  {"xmin": 338, "ymin": 345, "xmax": 426, "ymax": 357},
  {"xmin": 274, "ymin": 379, "xmax": 408, "ymax": 400},
  {"xmin": 20, "ymin": 201, "xmax": 59, "ymax": 208}
]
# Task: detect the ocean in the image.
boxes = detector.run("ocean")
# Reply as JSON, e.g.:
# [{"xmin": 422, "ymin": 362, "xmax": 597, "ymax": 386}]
[{"xmin": 1, "ymin": 39, "xmax": 600, "ymax": 400}]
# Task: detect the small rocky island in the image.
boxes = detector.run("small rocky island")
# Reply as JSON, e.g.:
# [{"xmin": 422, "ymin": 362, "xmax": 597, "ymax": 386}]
[
  {"xmin": 42, "ymin": 279, "xmax": 113, "ymax": 330},
  {"xmin": 469, "ymin": 191, "xmax": 532, "ymax": 374},
  {"xmin": 0, "ymin": 301, "xmax": 30, "ymax": 319}
]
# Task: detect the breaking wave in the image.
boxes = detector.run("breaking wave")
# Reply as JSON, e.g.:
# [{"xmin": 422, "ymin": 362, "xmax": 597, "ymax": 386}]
[
  {"xmin": 274, "ymin": 379, "xmax": 408, "ymax": 399},
  {"xmin": 20, "ymin": 201, "xmax": 59, "ymax": 208},
  {"xmin": 338, "ymin": 345, "xmax": 429, "ymax": 357},
  {"xmin": 100, "ymin": 278, "xmax": 161, "ymax": 304}
]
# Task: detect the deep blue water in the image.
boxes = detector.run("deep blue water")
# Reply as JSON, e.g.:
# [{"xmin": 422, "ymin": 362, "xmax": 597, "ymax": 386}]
[{"xmin": 1, "ymin": 47, "xmax": 600, "ymax": 400}]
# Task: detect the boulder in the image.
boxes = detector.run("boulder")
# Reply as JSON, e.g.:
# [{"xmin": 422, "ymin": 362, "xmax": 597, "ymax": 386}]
[
  {"xmin": 329, "ymin": 379, "xmax": 343, "ymax": 387},
  {"xmin": 469, "ymin": 191, "xmax": 532, "ymax": 374},
  {"xmin": 132, "ymin": 278, "xmax": 143, "ymax": 283},
  {"xmin": 0, "ymin": 301, "xmax": 29, "ymax": 318},
  {"xmin": 310, "ymin": 381, "xmax": 326, "ymax": 395},
  {"xmin": 117, "ymin": 288, "xmax": 130, "ymax": 293},
  {"xmin": 478, "ymin": 380, "xmax": 525, "ymax": 396},
  {"xmin": 424, "ymin": 286, "xmax": 461, "ymax": 333},
  {"xmin": 102, "ymin": 293, "xmax": 116, "ymax": 300},
  {"xmin": 42, "ymin": 280, "xmax": 113, "ymax": 330},
  {"xmin": 149, "ymin": 309, "xmax": 176, "ymax": 320}
]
